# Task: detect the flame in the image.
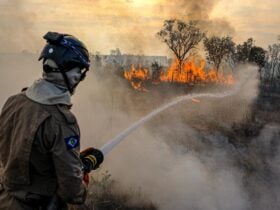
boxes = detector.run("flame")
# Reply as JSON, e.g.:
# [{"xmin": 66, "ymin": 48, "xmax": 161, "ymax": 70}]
[
  {"xmin": 124, "ymin": 58, "xmax": 235, "ymax": 90},
  {"xmin": 124, "ymin": 65, "xmax": 149, "ymax": 91},
  {"xmin": 160, "ymin": 58, "xmax": 234, "ymax": 85}
]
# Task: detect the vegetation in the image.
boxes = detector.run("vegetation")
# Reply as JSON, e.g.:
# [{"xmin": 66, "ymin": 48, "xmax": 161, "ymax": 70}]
[
  {"xmin": 157, "ymin": 19, "xmax": 205, "ymax": 74},
  {"xmin": 69, "ymin": 171, "xmax": 158, "ymax": 210},
  {"xmin": 258, "ymin": 38, "xmax": 280, "ymax": 95},
  {"xmin": 203, "ymin": 36, "xmax": 235, "ymax": 73},
  {"xmin": 157, "ymin": 19, "xmax": 280, "ymax": 95}
]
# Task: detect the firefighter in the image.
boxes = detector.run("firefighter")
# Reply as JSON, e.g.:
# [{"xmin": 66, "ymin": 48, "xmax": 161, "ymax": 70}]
[{"xmin": 0, "ymin": 32, "xmax": 104, "ymax": 209}]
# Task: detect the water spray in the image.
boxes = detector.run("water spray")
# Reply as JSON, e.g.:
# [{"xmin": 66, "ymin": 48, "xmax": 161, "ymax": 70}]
[{"xmin": 100, "ymin": 78, "xmax": 246, "ymax": 156}]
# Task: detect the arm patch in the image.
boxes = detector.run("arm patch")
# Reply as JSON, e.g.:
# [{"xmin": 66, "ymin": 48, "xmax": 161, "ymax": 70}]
[{"xmin": 64, "ymin": 135, "xmax": 80, "ymax": 150}]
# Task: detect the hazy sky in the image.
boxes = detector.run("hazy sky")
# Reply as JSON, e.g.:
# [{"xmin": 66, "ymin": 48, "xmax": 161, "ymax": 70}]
[{"xmin": 0, "ymin": 0, "xmax": 279, "ymax": 55}]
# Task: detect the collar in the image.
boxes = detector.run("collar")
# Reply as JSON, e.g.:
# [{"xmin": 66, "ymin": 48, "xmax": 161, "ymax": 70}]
[{"xmin": 25, "ymin": 79, "xmax": 72, "ymax": 105}]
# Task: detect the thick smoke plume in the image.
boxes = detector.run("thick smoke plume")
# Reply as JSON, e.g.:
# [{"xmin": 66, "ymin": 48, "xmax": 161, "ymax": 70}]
[
  {"xmin": 76, "ymin": 64, "xmax": 280, "ymax": 210},
  {"xmin": 73, "ymin": 63, "xmax": 262, "ymax": 210},
  {"xmin": 0, "ymin": 0, "xmax": 235, "ymax": 55},
  {"xmin": 157, "ymin": 0, "xmax": 235, "ymax": 37},
  {"xmin": 158, "ymin": 0, "xmax": 220, "ymax": 20}
]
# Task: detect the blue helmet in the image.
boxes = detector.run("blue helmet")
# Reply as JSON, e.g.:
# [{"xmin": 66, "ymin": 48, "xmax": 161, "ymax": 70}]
[
  {"xmin": 39, "ymin": 32, "xmax": 90, "ymax": 72},
  {"xmin": 39, "ymin": 32, "xmax": 90, "ymax": 94}
]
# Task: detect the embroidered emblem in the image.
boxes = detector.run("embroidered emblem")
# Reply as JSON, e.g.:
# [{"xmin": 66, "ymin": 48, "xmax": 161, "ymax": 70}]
[{"xmin": 65, "ymin": 135, "xmax": 80, "ymax": 150}]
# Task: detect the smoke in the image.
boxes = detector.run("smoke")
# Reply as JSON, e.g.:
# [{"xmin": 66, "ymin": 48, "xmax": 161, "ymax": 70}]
[
  {"xmin": 240, "ymin": 124, "xmax": 280, "ymax": 210},
  {"xmin": 158, "ymin": 0, "xmax": 220, "ymax": 20},
  {"xmin": 0, "ymin": 0, "xmax": 39, "ymax": 53},
  {"xmin": 68, "ymin": 63, "xmax": 267, "ymax": 210},
  {"xmin": 199, "ymin": 19, "xmax": 236, "ymax": 37},
  {"xmin": 76, "ymin": 67, "xmax": 279, "ymax": 209},
  {"xmin": 0, "ymin": 0, "xmax": 235, "ymax": 55},
  {"xmin": 157, "ymin": 0, "xmax": 235, "ymax": 37},
  {"xmin": 0, "ymin": 54, "xmax": 40, "ymax": 105}
]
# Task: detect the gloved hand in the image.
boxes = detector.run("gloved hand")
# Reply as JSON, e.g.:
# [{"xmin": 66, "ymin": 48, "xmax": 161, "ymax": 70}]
[{"xmin": 80, "ymin": 147, "xmax": 104, "ymax": 173}]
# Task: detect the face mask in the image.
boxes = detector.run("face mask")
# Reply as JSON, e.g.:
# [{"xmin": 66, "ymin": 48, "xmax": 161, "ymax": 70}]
[
  {"xmin": 66, "ymin": 67, "xmax": 82, "ymax": 88},
  {"xmin": 43, "ymin": 59, "xmax": 86, "ymax": 94}
]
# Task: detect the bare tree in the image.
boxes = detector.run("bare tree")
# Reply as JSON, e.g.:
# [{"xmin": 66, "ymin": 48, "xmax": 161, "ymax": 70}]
[
  {"xmin": 267, "ymin": 43, "xmax": 280, "ymax": 81},
  {"xmin": 260, "ymin": 37, "xmax": 280, "ymax": 94},
  {"xmin": 203, "ymin": 36, "xmax": 235, "ymax": 73},
  {"xmin": 248, "ymin": 46, "xmax": 266, "ymax": 80},
  {"xmin": 151, "ymin": 62, "xmax": 162, "ymax": 82},
  {"xmin": 93, "ymin": 51, "xmax": 102, "ymax": 68},
  {"xmin": 157, "ymin": 19, "xmax": 205, "ymax": 74}
]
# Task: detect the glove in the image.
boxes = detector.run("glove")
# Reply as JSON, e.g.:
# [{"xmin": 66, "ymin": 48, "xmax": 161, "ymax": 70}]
[{"xmin": 80, "ymin": 147, "xmax": 104, "ymax": 173}]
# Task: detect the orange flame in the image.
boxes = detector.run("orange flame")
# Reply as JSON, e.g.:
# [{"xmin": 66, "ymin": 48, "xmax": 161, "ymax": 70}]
[
  {"xmin": 160, "ymin": 58, "xmax": 234, "ymax": 84},
  {"xmin": 124, "ymin": 65, "xmax": 149, "ymax": 91},
  {"xmin": 124, "ymin": 58, "xmax": 234, "ymax": 90}
]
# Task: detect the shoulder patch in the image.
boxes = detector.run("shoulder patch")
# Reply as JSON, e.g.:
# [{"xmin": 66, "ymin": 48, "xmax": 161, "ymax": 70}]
[{"xmin": 64, "ymin": 135, "xmax": 80, "ymax": 150}]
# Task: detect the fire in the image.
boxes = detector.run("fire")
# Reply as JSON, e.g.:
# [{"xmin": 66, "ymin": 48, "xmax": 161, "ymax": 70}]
[
  {"xmin": 160, "ymin": 59, "xmax": 205, "ymax": 83},
  {"xmin": 160, "ymin": 58, "xmax": 234, "ymax": 84},
  {"xmin": 124, "ymin": 64, "xmax": 149, "ymax": 91},
  {"xmin": 124, "ymin": 58, "xmax": 235, "ymax": 90}
]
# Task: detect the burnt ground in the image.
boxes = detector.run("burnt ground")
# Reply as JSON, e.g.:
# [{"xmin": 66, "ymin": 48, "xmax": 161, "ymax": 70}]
[
  {"xmin": 228, "ymin": 94, "xmax": 280, "ymax": 210},
  {"xmin": 176, "ymin": 92, "xmax": 280, "ymax": 210}
]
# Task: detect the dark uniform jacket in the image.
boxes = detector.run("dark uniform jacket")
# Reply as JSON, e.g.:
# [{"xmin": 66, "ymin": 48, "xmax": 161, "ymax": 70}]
[{"xmin": 0, "ymin": 92, "xmax": 86, "ymax": 209}]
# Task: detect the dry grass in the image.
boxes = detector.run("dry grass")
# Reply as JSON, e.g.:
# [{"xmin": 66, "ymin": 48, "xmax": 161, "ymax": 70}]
[{"xmin": 69, "ymin": 171, "xmax": 158, "ymax": 210}]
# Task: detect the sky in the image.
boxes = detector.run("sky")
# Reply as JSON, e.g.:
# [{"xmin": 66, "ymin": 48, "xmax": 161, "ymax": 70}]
[{"xmin": 0, "ymin": 0, "xmax": 279, "ymax": 55}]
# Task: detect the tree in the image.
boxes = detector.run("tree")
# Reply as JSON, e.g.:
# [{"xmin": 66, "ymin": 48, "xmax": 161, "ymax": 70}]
[
  {"xmin": 151, "ymin": 62, "xmax": 163, "ymax": 82},
  {"xmin": 259, "ymin": 37, "xmax": 280, "ymax": 94},
  {"xmin": 248, "ymin": 46, "xmax": 266, "ymax": 68},
  {"xmin": 267, "ymin": 43, "xmax": 280, "ymax": 81},
  {"xmin": 203, "ymin": 36, "xmax": 235, "ymax": 73},
  {"xmin": 235, "ymin": 38, "xmax": 266, "ymax": 69},
  {"xmin": 157, "ymin": 19, "xmax": 205, "ymax": 74},
  {"xmin": 235, "ymin": 38, "xmax": 254, "ymax": 63},
  {"xmin": 94, "ymin": 51, "xmax": 102, "ymax": 67},
  {"xmin": 233, "ymin": 38, "xmax": 266, "ymax": 80}
]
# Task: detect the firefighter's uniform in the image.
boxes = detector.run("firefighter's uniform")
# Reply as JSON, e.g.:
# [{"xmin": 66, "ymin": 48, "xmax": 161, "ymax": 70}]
[{"xmin": 0, "ymin": 91, "xmax": 86, "ymax": 209}]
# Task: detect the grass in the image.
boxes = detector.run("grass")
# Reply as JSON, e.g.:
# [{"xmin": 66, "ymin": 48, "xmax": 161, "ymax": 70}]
[{"xmin": 69, "ymin": 171, "xmax": 158, "ymax": 210}]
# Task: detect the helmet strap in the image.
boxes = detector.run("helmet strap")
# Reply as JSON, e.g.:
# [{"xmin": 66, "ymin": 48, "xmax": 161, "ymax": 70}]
[
  {"xmin": 60, "ymin": 70, "xmax": 74, "ymax": 94},
  {"xmin": 68, "ymin": 68, "xmax": 88, "ymax": 93},
  {"xmin": 60, "ymin": 67, "xmax": 88, "ymax": 94},
  {"xmin": 43, "ymin": 61, "xmax": 88, "ymax": 94}
]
